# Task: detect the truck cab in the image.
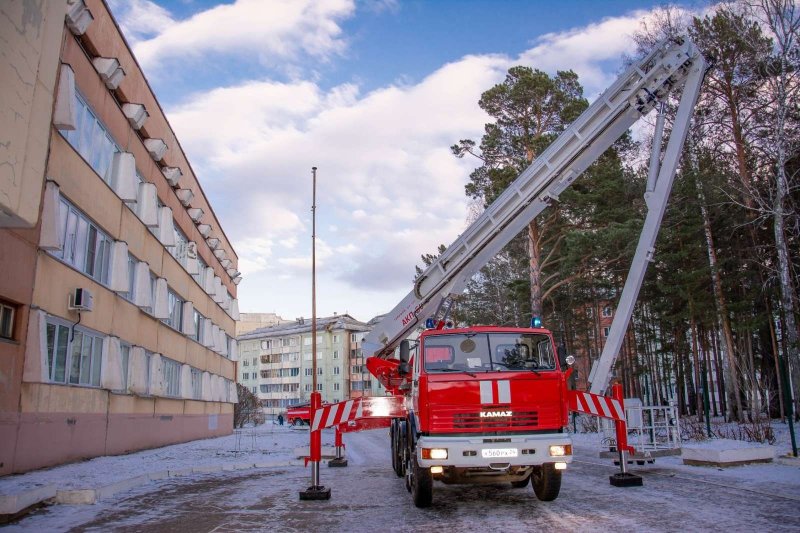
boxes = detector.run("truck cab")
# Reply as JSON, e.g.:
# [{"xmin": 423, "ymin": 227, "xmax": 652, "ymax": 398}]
[{"xmin": 396, "ymin": 326, "xmax": 573, "ymax": 506}]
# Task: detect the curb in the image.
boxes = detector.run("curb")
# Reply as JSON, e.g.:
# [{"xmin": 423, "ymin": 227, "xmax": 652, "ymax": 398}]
[{"xmin": 3, "ymin": 460, "xmax": 301, "ymax": 515}]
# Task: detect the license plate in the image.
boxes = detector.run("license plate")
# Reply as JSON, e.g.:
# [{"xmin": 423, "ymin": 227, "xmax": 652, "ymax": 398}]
[{"xmin": 481, "ymin": 448, "xmax": 518, "ymax": 458}]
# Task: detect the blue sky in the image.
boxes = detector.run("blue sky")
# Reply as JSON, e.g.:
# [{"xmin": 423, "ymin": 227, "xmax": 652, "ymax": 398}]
[{"xmin": 108, "ymin": 0, "xmax": 704, "ymax": 323}]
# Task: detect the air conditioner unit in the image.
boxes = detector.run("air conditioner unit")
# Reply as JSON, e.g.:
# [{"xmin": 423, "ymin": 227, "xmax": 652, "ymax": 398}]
[{"xmin": 69, "ymin": 288, "xmax": 94, "ymax": 312}]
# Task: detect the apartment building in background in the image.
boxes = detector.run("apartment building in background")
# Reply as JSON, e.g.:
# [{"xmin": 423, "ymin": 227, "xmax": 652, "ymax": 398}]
[
  {"xmin": 235, "ymin": 312, "xmax": 290, "ymax": 336},
  {"xmin": 237, "ymin": 314, "xmax": 386, "ymax": 418},
  {"xmin": 0, "ymin": 0, "xmax": 241, "ymax": 475}
]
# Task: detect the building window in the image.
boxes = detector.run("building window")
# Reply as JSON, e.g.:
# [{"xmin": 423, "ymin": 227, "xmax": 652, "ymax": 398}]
[
  {"xmin": 318, "ymin": 367, "xmax": 323, "ymax": 375},
  {"xmin": 304, "ymin": 368, "xmax": 312, "ymax": 376},
  {"xmin": 163, "ymin": 288, "xmax": 184, "ymax": 330},
  {"xmin": 161, "ymin": 358, "xmax": 181, "ymax": 397},
  {"xmin": 120, "ymin": 342, "xmax": 131, "ymax": 390},
  {"xmin": 54, "ymin": 197, "xmax": 112, "ymax": 285},
  {"xmin": 603, "ymin": 327, "xmax": 611, "ymax": 338},
  {"xmin": 333, "ymin": 335, "xmax": 339, "ymax": 343},
  {"xmin": 586, "ymin": 307, "xmax": 594, "ymax": 318},
  {"xmin": 334, "ymin": 383, "xmax": 340, "ymax": 391},
  {"xmin": 191, "ymin": 368, "xmax": 202, "ymax": 399},
  {"xmin": 170, "ymin": 225, "xmax": 189, "ymax": 268},
  {"xmin": 0, "ymin": 301, "xmax": 16, "ymax": 340},
  {"xmin": 59, "ymin": 91, "xmax": 120, "ymax": 183},
  {"xmin": 242, "ymin": 359, "xmax": 249, "ymax": 367},
  {"xmin": 305, "ymin": 384, "xmax": 311, "ymax": 392},
  {"xmin": 192, "ymin": 255, "xmax": 208, "ymax": 288},
  {"xmin": 252, "ymin": 386, "xmax": 257, "ymax": 394},
  {"xmin": 333, "ymin": 350, "xmax": 339, "ymax": 359},
  {"xmin": 303, "ymin": 337, "xmax": 311, "ymax": 346},
  {"xmin": 243, "ymin": 372, "xmax": 249, "ymax": 380},
  {"xmin": 45, "ymin": 318, "xmax": 102, "ymax": 386},
  {"xmin": 260, "ymin": 339, "xmax": 272, "ymax": 350},
  {"xmin": 333, "ymin": 366, "xmax": 340, "ymax": 375},
  {"xmin": 602, "ymin": 306, "xmax": 613, "ymax": 318},
  {"xmin": 317, "ymin": 383, "xmax": 322, "ymax": 391},
  {"xmin": 350, "ymin": 333, "xmax": 358, "ymax": 342}
]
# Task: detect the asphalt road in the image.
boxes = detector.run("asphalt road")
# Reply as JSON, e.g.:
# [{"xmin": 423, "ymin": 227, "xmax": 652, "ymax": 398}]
[{"xmin": 8, "ymin": 429, "xmax": 799, "ymax": 532}]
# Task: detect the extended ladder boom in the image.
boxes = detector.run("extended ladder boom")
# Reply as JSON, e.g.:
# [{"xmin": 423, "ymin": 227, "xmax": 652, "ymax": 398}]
[{"xmin": 364, "ymin": 37, "xmax": 706, "ymax": 361}]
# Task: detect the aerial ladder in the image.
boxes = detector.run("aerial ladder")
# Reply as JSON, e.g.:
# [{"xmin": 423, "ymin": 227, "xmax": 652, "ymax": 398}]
[{"xmin": 300, "ymin": 36, "xmax": 706, "ymax": 500}]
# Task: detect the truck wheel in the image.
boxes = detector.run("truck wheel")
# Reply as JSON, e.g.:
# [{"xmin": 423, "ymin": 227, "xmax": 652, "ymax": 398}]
[
  {"xmin": 411, "ymin": 454, "xmax": 433, "ymax": 508},
  {"xmin": 292, "ymin": 418, "xmax": 303, "ymax": 426},
  {"xmin": 531, "ymin": 464, "xmax": 561, "ymax": 501},
  {"xmin": 391, "ymin": 421, "xmax": 403, "ymax": 477}
]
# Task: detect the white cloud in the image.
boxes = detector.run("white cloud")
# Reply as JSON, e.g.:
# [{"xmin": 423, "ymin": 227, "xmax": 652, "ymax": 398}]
[
  {"xmin": 108, "ymin": 0, "xmax": 174, "ymax": 43},
  {"xmin": 126, "ymin": 0, "xmax": 355, "ymax": 70},
  {"xmin": 162, "ymin": 6, "xmax": 689, "ymax": 320}
]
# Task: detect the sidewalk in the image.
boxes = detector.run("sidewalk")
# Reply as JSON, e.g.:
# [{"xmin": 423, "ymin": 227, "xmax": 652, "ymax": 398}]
[{"xmin": 0, "ymin": 424, "xmax": 328, "ymax": 518}]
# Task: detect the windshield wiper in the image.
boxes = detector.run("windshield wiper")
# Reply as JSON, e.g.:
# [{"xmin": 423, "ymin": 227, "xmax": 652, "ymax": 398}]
[{"xmin": 432, "ymin": 368, "xmax": 478, "ymax": 377}]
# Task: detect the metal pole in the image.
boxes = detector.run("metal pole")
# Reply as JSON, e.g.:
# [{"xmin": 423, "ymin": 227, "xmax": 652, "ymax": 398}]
[
  {"xmin": 300, "ymin": 166, "xmax": 331, "ymax": 500},
  {"xmin": 780, "ymin": 355, "xmax": 798, "ymax": 457}
]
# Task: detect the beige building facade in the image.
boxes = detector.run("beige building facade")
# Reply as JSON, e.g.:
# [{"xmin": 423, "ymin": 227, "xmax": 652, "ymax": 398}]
[
  {"xmin": 0, "ymin": 0, "xmax": 241, "ymax": 475},
  {"xmin": 238, "ymin": 315, "xmax": 386, "ymax": 418}
]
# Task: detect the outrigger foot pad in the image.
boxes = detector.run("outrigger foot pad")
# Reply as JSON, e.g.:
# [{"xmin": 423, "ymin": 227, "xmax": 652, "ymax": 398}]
[
  {"xmin": 328, "ymin": 458, "xmax": 348, "ymax": 467},
  {"xmin": 299, "ymin": 486, "xmax": 332, "ymax": 500},
  {"xmin": 609, "ymin": 472, "xmax": 643, "ymax": 487}
]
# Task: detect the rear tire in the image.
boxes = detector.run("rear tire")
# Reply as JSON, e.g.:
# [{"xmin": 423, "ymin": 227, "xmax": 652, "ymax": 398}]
[
  {"xmin": 391, "ymin": 420, "xmax": 403, "ymax": 477},
  {"xmin": 531, "ymin": 464, "xmax": 562, "ymax": 501},
  {"xmin": 411, "ymin": 453, "xmax": 433, "ymax": 508}
]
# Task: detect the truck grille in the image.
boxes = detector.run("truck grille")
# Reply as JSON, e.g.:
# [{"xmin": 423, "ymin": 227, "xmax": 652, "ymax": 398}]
[{"xmin": 430, "ymin": 406, "xmax": 560, "ymax": 432}]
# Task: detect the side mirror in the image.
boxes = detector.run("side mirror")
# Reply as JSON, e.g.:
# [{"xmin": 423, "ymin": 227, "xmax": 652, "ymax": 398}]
[
  {"xmin": 557, "ymin": 345, "xmax": 574, "ymax": 369},
  {"xmin": 399, "ymin": 340, "xmax": 410, "ymax": 363},
  {"xmin": 398, "ymin": 340, "xmax": 410, "ymax": 375},
  {"xmin": 565, "ymin": 355, "xmax": 575, "ymax": 366}
]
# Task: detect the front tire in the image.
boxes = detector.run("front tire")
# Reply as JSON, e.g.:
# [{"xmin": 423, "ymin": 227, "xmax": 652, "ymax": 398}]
[
  {"xmin": 411, "ymin": 453, "xmax": 433, "ymax": 508},
  {"xmin": 531, "ymin": 464, "xmax": 562, "ymax": 501}
]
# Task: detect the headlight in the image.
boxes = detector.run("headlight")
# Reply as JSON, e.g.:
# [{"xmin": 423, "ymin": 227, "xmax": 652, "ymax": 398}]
[
  {"xmin": 549, "ymin": 445, "xmax": 572, "ymax": 457},
  {"xmin": 422, "ymin": 448, "xmax": 448, "ymax": 460},
  {"xmin": 430, "ymin": 466, "xmax": 444, "ymax": 474},
  {"xmin": 554, "ymin": 462, "xmax": 567, "ymax": 470}
]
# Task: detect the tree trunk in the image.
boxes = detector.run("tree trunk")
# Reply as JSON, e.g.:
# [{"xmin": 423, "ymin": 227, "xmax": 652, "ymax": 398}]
[{"xmin": 528, "ymin": 219, "xmax": 544, "ymax": 320}]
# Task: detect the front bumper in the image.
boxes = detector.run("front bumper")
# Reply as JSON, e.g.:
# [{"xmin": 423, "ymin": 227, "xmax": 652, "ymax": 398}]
[{"xmin": 416, "ymin": 433, "xmax": 573, "ymax": 468}]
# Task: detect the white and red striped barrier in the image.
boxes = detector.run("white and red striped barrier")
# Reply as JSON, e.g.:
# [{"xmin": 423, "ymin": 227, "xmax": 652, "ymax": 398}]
[
  {"xmin": 311, "ymin": 396, "xmax": 406, "ymax": 431},
  {"xmin": 568, "ymin": 390, "xmax": 625, "ymax": 421}
]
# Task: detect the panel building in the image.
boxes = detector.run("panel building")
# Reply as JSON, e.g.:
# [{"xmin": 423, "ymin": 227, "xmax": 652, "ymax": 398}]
[
  {"xmin": 0, "ymin": 0, "xmax": 241, "ymax": 475},
  {"xmin": 237, "ymin": 314, "xmax": 386, "ymax": 418}
]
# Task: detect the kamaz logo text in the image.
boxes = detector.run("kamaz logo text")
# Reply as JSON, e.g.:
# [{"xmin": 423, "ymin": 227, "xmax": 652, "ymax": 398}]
[{"xmin": 479, "ymin": 411, "xmax": 512, "ymax": 418}]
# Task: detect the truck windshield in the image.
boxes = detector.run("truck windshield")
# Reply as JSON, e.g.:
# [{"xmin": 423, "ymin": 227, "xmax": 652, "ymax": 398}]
[{"xmin": 423, "ymin": 333, "xmax": 556, "ymax": 373}]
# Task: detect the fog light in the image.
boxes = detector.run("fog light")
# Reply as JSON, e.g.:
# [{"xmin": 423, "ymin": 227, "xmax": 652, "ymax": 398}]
[
  {"xmin": 422, "ymin": 448, "xmax": 448, "ymax": 460},
  {"xmin": 554, "ymin": 462, "xmax": 567, "ymax": 470},
  {"xmin": 430, "ymin": 466, "xmax": 444, "ymax": 474},
  {"xmin": 549, "ymin": 445, "xmax": 572, "ymax": 457}
]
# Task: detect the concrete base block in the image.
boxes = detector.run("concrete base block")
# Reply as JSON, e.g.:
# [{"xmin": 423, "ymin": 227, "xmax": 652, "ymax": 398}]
[
  {"xmin": 56, "ymin": 489, "xmax": 97, "ymax": 505},
  {"xmin": 0, "ymin": 484, "xmax": 57, "ymax": 515},
  {"xmin": 299, "ymin": 485, "xmax": 331, "ymax": 501},
  {"xmin": 682, "ymin": 439, "xmax": 775, "ymax": 466}
]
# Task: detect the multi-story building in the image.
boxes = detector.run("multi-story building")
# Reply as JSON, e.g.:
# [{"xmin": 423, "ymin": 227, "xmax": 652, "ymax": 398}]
[
  {"xmin": 0, "ymin": 0, "xmax": 241, "ymax": 475},
  {"xmin": 237, "ymin": 314, "xmax": 373, "ymax": 417},
  {"xmin": 235, "ymin": 312, "xmax": 290, "ymax": 336}
]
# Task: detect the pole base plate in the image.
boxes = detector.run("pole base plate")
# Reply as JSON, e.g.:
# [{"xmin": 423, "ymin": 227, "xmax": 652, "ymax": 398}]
[
  {"xmin": 609, "ymin": 472, "xmax": 643, "ymax": 487},
  {"xmin": 328, "ymin": 458, "xmax": 348, "ymax": 467},
  {"xmin": 299, "ymin": 486, "xmax": 331, "ymax": 500}
]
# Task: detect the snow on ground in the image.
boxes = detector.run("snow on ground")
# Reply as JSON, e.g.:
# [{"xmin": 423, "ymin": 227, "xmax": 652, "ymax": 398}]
[{"xmin": 1, "ymin": 416, "xmax": 798, "ymax": 526}]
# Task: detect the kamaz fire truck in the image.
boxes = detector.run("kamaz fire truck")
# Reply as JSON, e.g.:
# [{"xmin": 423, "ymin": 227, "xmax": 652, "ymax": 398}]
[{"xmin": 299, "ymin": 35, "xmax": 707, "ymax": 507}]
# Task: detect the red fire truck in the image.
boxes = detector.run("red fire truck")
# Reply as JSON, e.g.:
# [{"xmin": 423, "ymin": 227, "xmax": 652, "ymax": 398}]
[{"xmin": 300, "ymin": 36, "xmax": 706, "ymax": 506}]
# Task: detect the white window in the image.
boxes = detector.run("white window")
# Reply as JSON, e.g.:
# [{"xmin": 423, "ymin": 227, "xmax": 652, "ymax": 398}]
[
  {"xmin": 123, "ymin": 253, "xmax": 137, "ymax": 301},
  {"xmin": 163, "ymin": 288, "xmax": 184, "ymax": 330},
  {"xmin": 586, "ymin": 307, "xmax": 594, "ymax": 318},
  {"xmin": 252, "ymin": 357, "xmax": 257, "ymax": 365},
  {"xmin": 162, "ymin": 357, "xmax": 181, "ymax": 397},
  {"xmin": 252, "ymin": 386, "xmax": 257, "ymax": 394},
  {"xmin": 603, "ymin": 327, "xmax": 611, "ymax": 338},
  {"xmin": 120, "ymin": 342, "xmax": 131, "ymax": 390},
  {"xmin": 303, "ymin": 337, "xmax": 311, "ymax": 346},
  {"xmin": 261, "ymin": 339, "xmax": 272, "ymax": 350},
  {"xmin": 191, "ymin": 368, "xmax": 202, "ymax": 399},
  {"xmin": 44, "ymin": 317, "xmax": 103, "ymax": 386},
  {"xmin": 305, "ymin": 384, "xmax": 311, "ymax": 392},
  {"xmin": 170, "ymin": 224, "xmax": 189, "ymax": 268},
  {"xmin": 243, "ymin": 359, "xmax": 249, "ymax": 367},
  {"xmin": 333, "ymin": 366, "xmax": 340, "ymax": 375},
  {"xmin": 304, "ymin": 368, "xmax": 312, "ymax": 376},
  {"xmin": 334, "ymin": 383, "xmax": 340, "ymax": 391},
  {"xmin": 317, "ymin": 383, "xmax": 322, "ymax": 391},
  {"xmin": 59, "ymin": 91, "xmax": 119, "ymax": 183},
  {"xmin": 333, "ymin": 350, "xmax": 339, "ymax": 359},
  {"xmin": 290, "ymin": 337, "xmax": 298, "ymax": 347},
  {"xmin": 333, "ymin": 398, "xmax": 339, "ymax": 403},
  {"xmin": 333, "ymin": 335, "xmax": 339, "ymax": 343},
  {"xmin": 602, "ymin": 306, "xmax": 613, "ymax": 318},
  {"xmin": 192, "ymin": 255, "xmax": 208, "ymax": 288},
  {"xmin": 0, "ymin": 301, "xmax": 15, "ymax": 340},
  {"xmin": 243, "ymin": 372, "xmax": 249, "ymax": 380},
  {"xmin": 318, "ymin": 367, "xmax": 323, "ymax": 375},
  {"xmin": 350, "ymin": 333, "xmax": 358, "ymax": 342},
  {"xmin": 54, "ymin": 197, "xmax": 112, "ymax": 285},
  {"xmin": 304, "ymin": 352, "xmax": 312, "ymax": 361},
  {"xmin": 281, "ymin": 338, "xmax": 290, "ymax": 347},
  {"xmin": 192, "ymin": 310, "xmax": 204, "ymax": 343}
]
